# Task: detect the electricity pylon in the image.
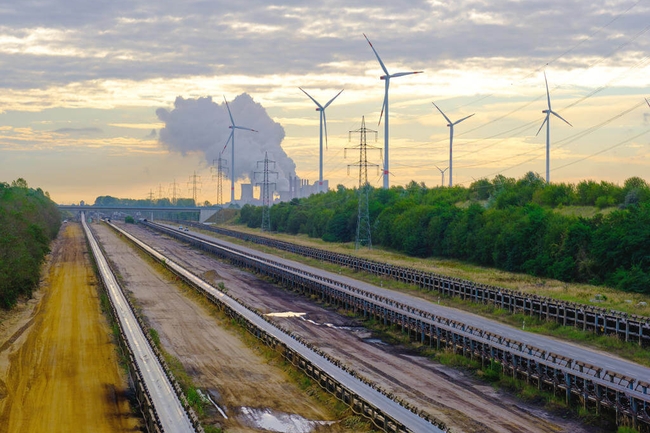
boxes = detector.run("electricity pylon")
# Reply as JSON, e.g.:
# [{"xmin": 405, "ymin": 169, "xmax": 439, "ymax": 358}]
[
  {"xmin": 187, "ymin": 171, "xmax": 202, "ymax": 205},
  {"xmin": 212, "ymin": 156, "xmax": 229, "ymax": 206},
  {"xmin": 346, "ymin": 116, "xmax": 380, "ymax": 249},
  {"xmin": 254, "ymin": 152, "xmax": 278, "ymax": 232}
]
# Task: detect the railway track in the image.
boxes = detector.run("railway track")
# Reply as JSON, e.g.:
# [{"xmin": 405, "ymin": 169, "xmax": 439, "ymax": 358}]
[
  {"xmin": 144, "ymin": 220, "xmax": 650, "ymax": 429},
  {"xmin": 81, "ymin": 215, "xmax": 198, "ymax": 433}
]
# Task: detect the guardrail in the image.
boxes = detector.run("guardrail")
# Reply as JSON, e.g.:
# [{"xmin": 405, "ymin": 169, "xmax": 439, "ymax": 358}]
[
  {"xmin": 183, "ymin": 222, "xmax": 650, "ymax": 348},
  {"xmin": 82, "ymin": 217, "xmax": 199, "ymax": 433},
  {"xmin": 148, "ymin": 221, "xmax": 650, "ymax": 430},
  {"xmin": 114, "ymin": 221, "xmax": 447, "ymax": 433}
]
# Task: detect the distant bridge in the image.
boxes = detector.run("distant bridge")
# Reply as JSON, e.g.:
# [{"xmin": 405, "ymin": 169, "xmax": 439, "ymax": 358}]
[{"xmin": 58, "ymin": 205, "xmax": 220, "ymax": 222}]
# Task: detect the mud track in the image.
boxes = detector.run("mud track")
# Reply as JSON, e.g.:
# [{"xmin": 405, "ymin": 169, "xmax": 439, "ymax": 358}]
[{"xmin": 0, "ymin": 222, "xmax": 138, "ymax": 433}]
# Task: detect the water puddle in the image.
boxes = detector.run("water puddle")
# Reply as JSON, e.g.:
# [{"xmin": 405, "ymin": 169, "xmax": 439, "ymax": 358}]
[
  {"xmin": 364, "ymin": 338, "xmax": 388, "ymax": 345},
  {"xmin": 265, "ymin": 312, "xmax": 306, "ymax": 318},
  {"xmin": 238, "ymin": 406, "xmax": 335, "ymax": 432}
]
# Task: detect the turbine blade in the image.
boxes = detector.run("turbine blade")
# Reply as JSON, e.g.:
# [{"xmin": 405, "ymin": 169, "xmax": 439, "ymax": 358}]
[
  {"xmin": 234, "ymin": 126, "xmax": 258, "ymax": 132},
  {"xmin": 453, "ymin": 113, "xmax": 475, "ymax": 125},
  {"xmin": 390, "ymin": 71, "xmax": 424, "ymax": 78},
  {"xmin": 299, "ymin": 87, "xmax": 322, "ymax": 109},
  {"xmin": 550, "ymin": 110, "xmax": 572, "ymax": 127},
  {"xmin": 221, "ymin": 131, "xmax": 233, "ymax": 154},
  {"xmin": 363, "ymin": 33, "xmax": 390, "ymax": 75},
  {"xmin": 323, "ymin": 89, "xmax": 343, "ymax": 109},
  {"xmin": 223, "ymin": 96, "xmax": 235, "ymax": 125},
  {"xmin": 432, "ymin": 102, "xmax": 451, "ymax": 125},
  {"xmin": 378, "ymin": 96, "xmax": 386, "ymax": 126},
  {"xmin": 544, "ymin": 71, "xmax": 551, "ymax": 110},
  {"xmin": 536, "ymin": 115, "xmax": 549, "ymax": 136}
]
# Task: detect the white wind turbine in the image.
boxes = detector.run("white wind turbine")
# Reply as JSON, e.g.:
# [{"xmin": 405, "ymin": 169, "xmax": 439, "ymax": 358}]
[
  {"xmin": 299, "ymin": 87, "xmax": 344, "ymax": 193},
  {"xmin": 536, "ymin": 72, "xmax": 572, "ymax": 183},
  {"xmin": 434, "ymin": 165, "xmax": 449, "ymax": 187},
  {"xmin": 432, "ymin": 102, "xmax": 474, "ymax": 187},
  {"xmin": 364, "ymin": 33, "xmax": 423, "ymax": 189},
  {"xmin": 221, "ymin": 96, "xmax": 257, "ymax": 203}
]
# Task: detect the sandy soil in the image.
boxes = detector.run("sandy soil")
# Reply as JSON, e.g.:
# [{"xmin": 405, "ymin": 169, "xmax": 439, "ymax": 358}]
[
  {"xmin": 110, "ymin": 222, "xmax": 597, "ymax": 433},
  {"xmin": 91, "ymin": 222, "xmax": 339, "ymax": 433},
  {"xmin": 0, "ymin": 222, "xmax": 139, "ymax": 433}
]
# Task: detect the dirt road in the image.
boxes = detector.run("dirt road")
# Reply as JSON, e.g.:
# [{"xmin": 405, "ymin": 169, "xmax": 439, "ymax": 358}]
[
  {"xmin": 92, "ymin": 222, "xmax": 340, "ymax": 432},
  {"xmin": 0, "ymin": 222, "xmax": 139, "ymax": 433},
  {"xmin": 114, "ymin": 222, "xmax": 596, "ymax": 433}
]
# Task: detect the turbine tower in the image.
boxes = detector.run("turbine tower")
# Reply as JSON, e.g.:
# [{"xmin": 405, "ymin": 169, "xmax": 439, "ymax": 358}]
[
  {"xmin": 299, "ymin": 87, "xmax": 343, "ymax": 193},
  {"xmin": 432, "ymin": 102, "xmax": 474, "ymax": 187},
  {"xmin": 536, "ymin": 72, "xmax": 572, "ymax": 183},
  {"xmin": 364, "ymin": 33, "xmax": 423, "ymax": 189},
  {"xmin": 223, "ymin": 96, "xmax": 258, "ymax": 203}
]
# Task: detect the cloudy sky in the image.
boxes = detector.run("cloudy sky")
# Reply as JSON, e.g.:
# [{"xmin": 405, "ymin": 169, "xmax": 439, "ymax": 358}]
[{"xmin": 1, "ymin": 0, "xmax": 650, "ymax": 204}]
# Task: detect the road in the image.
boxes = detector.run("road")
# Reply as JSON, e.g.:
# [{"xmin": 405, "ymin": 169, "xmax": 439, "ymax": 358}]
[{"xmin": 0, "ymin": 223, "xmax": 139, "ymax": 433}]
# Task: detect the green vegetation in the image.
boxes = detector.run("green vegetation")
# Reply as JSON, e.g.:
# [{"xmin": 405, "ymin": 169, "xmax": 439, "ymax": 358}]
[
  {"xmin": 0, "ymin": 179, "xmax": 61, "ymax": 309},
  {"xmin": 238, "ymin": 173, "xmax": 650, "ymax": 295}
]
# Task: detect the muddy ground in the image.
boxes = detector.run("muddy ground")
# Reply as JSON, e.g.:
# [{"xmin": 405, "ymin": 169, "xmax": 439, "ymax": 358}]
[
  {"xmin": 92, "ymin": 222, "xmax": 344, "ymax": 433},
  {"xmin": 0, "ymin": 222, "xmax": 139, "ymax": 433},
  {"xmin": 108, "ymin": 221, "xmax": 597, "ymax": 433}
]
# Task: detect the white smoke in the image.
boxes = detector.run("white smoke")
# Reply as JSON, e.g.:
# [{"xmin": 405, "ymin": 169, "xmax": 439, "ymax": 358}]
[{"xmin": 156, "ymin": 94, "xmax": 295, "ymax": 191}]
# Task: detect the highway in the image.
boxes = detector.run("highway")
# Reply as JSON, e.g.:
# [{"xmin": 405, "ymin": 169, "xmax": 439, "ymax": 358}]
[
  {"xmin": 82, "ymin": 216, "xmax": 196, "ymax": 433},
  {"xmin": 108, "ymin": 221, "xmax": 445, "ymax": 433}
]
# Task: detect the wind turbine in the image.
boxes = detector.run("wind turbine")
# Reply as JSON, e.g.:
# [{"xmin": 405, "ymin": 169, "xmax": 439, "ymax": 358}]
[
  {"xmin": 364, "ymin": 33, "xmax": 423, "ymax": 189},
  {"xmin": 536, "ymin": 72, "xmax": 572, "ymax": 183},
  {"xmin": 432, "ymin": 102, "xmax": 474, "ymax": 187},
  {"xmin": 434, "ymin": 165, "xmax": 449, "ymax": 187},
  {"xmin": 299, "ymin": 87, "xmax": 344, "ymax": 193},
  {"xmin": 222, "ymin": 96, "xmax": 257, "ymax": 203}
]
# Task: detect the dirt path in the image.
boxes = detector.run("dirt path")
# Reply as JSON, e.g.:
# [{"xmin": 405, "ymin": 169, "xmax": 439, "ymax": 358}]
[
  {"xmin": 92, "ymin": 222, "xmax": 340, "ymax": 433},
  {"xmin": 0, "ymin": 223, "xmax": 139, "ymax": 433},
  {"xmin": 115, "ymin": 222, "xmax": 597, "ymax": 433}
]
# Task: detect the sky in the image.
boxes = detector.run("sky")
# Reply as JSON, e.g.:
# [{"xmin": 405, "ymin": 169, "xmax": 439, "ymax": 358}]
[{"xmin": 1, "ymin": 0, "xmax": 650, "ymax": 205}]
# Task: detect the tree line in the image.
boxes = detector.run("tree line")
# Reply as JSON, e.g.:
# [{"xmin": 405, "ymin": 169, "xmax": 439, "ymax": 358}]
[
  {"xmin": 238, "ymin": 173, "xmax": 650, "ymax": 294},
  {"xmin": 0, "ymin": 179, "xmax": 61, "ymax": 309}
]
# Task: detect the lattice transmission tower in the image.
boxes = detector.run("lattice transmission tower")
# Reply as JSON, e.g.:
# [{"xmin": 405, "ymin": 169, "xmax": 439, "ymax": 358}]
[
  {"xmin": 169, "ymin": 179, "xmax": 181, "ymax": 205},
  {"xmin": 254, "ymin": 152, "xmax": 278, "ymax": 232},
  {"xmin": 346, "ymin": 116, "xmax": 380, "ymax": 249},
  {"xmin": 187, "ymin": 171, "xmax": 202, "ymax": 205},
  {"xmin": 212, "ymin": 156, "xmax": 229, "ymax": 206}
]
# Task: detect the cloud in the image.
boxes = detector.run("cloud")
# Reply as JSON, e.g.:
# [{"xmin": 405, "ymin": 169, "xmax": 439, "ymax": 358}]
[
  {"xmin": 53, "ymin": 127, "xmax": 102, "ymax": 135},
  {"xmin": 157, "ymin": 93, "xmax": 296, "ymax": 190}
]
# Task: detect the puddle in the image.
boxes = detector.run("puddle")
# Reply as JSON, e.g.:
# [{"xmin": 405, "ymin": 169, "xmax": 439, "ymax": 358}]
[
  {"xmin": 238, "ymin": 406, "xmax": 335, "ymax": 433},
  {"xmin": 364, "ymin": 338, "xmax": 388, "ymax": 345},
  {"xmin": 265, "ymin": 312, "xmax": 306, "ymax": 318}
]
